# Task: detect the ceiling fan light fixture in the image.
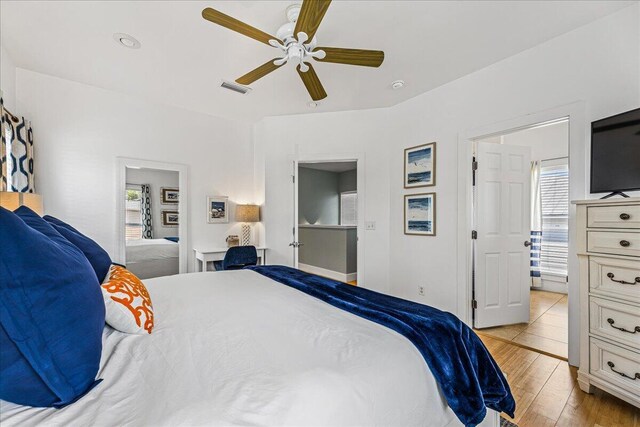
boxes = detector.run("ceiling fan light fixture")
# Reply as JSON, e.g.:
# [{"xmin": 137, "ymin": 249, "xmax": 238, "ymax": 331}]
[
  {"xmin": 113, "ymin": 33, "xmax": 141, "ymax": 49},
  {"xmin": 307, "ymin": 101, "xmax": 318, "ymax": 108}
]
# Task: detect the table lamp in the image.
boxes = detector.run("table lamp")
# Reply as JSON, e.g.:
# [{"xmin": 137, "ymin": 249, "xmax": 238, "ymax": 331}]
[
  {"xmin": 0, "ymin": 191, "xmax": 44, "ymax": 216},
  {"xmin": 236, "ymin": 204, "xmax": 259, "ymax": 246}
]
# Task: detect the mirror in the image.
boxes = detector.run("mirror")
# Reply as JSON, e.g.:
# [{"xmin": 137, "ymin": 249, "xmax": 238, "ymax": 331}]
[{"xmin": 117, "ymin": 158, "xmax": 188, "ymax": 279}]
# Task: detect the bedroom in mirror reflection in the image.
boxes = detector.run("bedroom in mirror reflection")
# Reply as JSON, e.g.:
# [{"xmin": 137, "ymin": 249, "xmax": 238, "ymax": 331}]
[{"xmin": 124, "ymin": 166, "xmax": 180, "ymax": 279}]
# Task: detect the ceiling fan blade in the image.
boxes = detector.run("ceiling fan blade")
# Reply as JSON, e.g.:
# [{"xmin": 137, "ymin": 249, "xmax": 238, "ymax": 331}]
[
  {"xmin": 294, "ymin": 0, "xmax": 332, "ymax": 42},
  {"xmin": 235, "ymin": 60, "xmax": 283, "ymax": 85},
  {"xmin": 202, "ymin": 7, "xmax": 280, "ymax": 46},
  {"xmin": 315, "ymin": 47, "xmax": 384, "ymax": 67},
  {"xmin": 297, "ymin": 63, "xmax": 327, "ymax": 101}
]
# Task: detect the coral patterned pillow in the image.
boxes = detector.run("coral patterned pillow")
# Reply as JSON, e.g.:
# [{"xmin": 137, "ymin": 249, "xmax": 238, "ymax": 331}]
[{"xmin": 101, "ymin": 265, "xmax": 154, "ymax": 334}]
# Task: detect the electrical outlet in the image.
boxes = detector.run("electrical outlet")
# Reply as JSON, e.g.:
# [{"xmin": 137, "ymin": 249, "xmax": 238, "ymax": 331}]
[
  {"xmin": 418, "ymin": 286, "xmax": 425, "ymax": 296},
  {"xmin": 365, "ymin": 221, "xmax": 376, "ymax": 230}
]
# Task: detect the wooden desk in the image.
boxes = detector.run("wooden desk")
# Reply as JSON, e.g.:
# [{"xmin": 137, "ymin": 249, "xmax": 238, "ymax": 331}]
[{"xmin": 193, "ymin": 247, "xmax": 267, "ymax": 272}]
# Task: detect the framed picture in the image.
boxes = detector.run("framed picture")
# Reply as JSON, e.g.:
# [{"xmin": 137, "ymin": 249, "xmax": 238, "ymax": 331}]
[
  {"xmin": 161, "ymin": 187, "xmax": 179, "ymax": 204},
  {"xmin": 207, "ymin": 196, "xmax": 229, "ymax": 224},
  {"xmin": 404, "ymin": 142, "xmax": 436, "ymax": 188},
  {"xmin": 404, "ymin": 193, "xmax": 436, "ymax": 236},
  {"xmin": 161, "ymin": 210, "xmax": 179, "ymax": 227}
]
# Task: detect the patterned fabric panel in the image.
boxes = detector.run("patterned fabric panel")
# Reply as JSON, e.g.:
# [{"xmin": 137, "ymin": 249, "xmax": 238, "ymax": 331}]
[
  {"xmin": 101, "ymin": 265, "xmax": 154, "ymax": 334},
  {"xmin": 140, "ymin": 184, "xmax": 153, "ymax": 239},
  {"xmin": 0, "ymin": 96, "xmax": 35, "ymax": 193},
  {"xmin": 1, "ymin": 96, "xmax": 8, "ymax": 191}
]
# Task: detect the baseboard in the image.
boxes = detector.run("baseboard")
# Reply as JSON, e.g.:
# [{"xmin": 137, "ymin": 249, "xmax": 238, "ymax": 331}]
[{"xmin": 298, "ymin": 263, "xmax": 356, "ymax": 283}]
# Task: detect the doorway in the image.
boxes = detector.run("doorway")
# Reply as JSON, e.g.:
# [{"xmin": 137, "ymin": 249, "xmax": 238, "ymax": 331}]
[
  {"xmin": 472, "ymin": 119, "xmax": 570, "ymax": 359},
  {"xmin": 292, "ymin": 158, "xmax": 362, "ymax": 285}
]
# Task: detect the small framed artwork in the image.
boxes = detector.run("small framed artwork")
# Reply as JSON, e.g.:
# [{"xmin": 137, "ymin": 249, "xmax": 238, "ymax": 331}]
[
  {"xmin": 404, "ymin": 142, "xmax": 436, "ymax": 188},
  {"xmin": 207, "ymin": 196, "xmax": 229, "ymax": 224},
  {"xmin": 161, "ymin": 187, "xmax": 179, "ymax": 204},
  {"xmin": 404, "ymin": 193, "xmax": 436, "ymax": 236},
  {"xmin": 161, "ymin": 210, "xmax": 179, "ymax": 227}
]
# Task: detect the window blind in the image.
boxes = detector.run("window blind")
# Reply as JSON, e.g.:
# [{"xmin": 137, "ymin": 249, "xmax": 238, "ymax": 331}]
[
  {"xmin": 539, "ymin": 160, "xmax": 569, "ymax": 277},
  {"xmin": 340, "ymin": 192, "xmax": 358, "ymax": 226}
]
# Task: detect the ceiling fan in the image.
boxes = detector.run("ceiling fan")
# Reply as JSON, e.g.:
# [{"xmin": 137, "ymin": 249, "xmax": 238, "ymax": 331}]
[{"xmin": 202, "ymin": 0, "xmax": 385, "ymax": 101}]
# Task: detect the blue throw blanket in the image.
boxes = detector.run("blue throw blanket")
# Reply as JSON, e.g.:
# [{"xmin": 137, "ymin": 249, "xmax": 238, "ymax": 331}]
[{"xmin": 246, "ymin": 265, "xmax": 515, "ymax": 427}]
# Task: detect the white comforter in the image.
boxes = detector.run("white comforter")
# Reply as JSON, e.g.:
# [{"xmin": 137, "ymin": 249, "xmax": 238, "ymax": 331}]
[
  {"xmin": 1, "ymin": 270, "xmax": 495, "ymax": 426},
  {"xmin": 126, "ymin": 238, "xmax": 178, "ymax": 263}
]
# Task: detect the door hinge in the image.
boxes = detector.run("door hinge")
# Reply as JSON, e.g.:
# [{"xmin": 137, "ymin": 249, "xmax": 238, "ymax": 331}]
[
  {"xmin": 472, "ymin": 300, "xmax": 478, "ymax": 309},
  {"xmin": 472, "ymin": 157, "xmax": 478, "ymax": 186},
  {"xmin": 292, "ymin": 175, "xmax": 295, "ymax": 183},
  {"xmin": 471, "ymin": 230, "xmax": 477, "ymax": 239}
]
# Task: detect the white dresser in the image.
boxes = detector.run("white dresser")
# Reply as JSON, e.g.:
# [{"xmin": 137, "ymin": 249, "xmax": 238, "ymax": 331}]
[{"xmin": 575, "ymin": 197, "xmax": 640, "ymax": 408}]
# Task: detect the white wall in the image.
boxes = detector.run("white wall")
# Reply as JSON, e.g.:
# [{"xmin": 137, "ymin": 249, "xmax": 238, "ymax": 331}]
[
  {"xmin": 256, "ymin": 4, "xmax": 640, "ymax": 316},
  {"xmin": 486, "ymin": 121, "xmax": 569, "ymax": 161},
  {"xmin": 1, "ymin": 45, "xmax": 17, "ymax": 111},
  {"xmin": 16, "ymin": 69, "xmax": 256, "ymax": 268},
  {"xmin": 125, "ymin": 167, "xmax": 179, "ymax": 239}
]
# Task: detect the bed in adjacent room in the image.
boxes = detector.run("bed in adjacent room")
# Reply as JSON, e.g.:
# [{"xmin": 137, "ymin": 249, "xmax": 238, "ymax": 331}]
[
  {"xmin": 0, "ymin": 268, "xmax": 511, "ymax": 427},
  {"xmin": 125, "ymin": 238, "xmax": 179, "ymax": 279}
]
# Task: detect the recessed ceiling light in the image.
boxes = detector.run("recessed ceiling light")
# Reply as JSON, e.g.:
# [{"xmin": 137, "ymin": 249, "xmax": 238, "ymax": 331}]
[
  {"xmin": 113, "ymin": 33, "xmax": 141, "ymax": 49},
  {"xmin": 391, "ymin": 80, "xmax": 405, "ymax": 90},
  {"xmin": 308, "ymin": 101, "xmax": 318, "ymax": 108}
]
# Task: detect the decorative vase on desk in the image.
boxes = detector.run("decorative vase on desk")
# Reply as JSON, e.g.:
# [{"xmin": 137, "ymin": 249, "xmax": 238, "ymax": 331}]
[{"xmin": 226, "ymin": 235, "xmax": 239, "ymax": 247}]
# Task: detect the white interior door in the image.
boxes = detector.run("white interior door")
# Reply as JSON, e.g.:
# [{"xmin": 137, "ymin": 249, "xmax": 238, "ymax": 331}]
[{"xmin": 474, "ymin": 142, "xmax": 531, "ymax": 328}]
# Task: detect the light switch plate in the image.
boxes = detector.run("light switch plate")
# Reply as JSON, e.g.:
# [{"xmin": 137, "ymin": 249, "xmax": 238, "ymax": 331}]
[{"xmin": 365, "ymin": 221, "xmax": 376, "ymax": 230}]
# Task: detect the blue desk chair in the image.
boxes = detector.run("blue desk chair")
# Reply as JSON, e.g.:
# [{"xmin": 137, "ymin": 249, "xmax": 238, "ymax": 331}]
[{"xmin": 213, "ymin": 246, "xmax": 258, "ymax": 271}]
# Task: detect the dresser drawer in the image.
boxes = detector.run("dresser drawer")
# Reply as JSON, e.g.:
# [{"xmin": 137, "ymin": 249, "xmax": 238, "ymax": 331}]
[
  {"xmin": 590, "ymin": 297, "xmax": 640, "ymax": 350},
  {"xmin": 587, "ymin": 231, "xmax": 640, "ymax": 257},
  {"xmin": 590, "ymin": 338, "xmax": 640, "ymax": 395},
  {"xmin": 588, "ymin": 205, "xmax": 640, "ymax": 229},
  {"xmin": 589, "ymin": 257, "xmax": 640, "ymax": 303}
]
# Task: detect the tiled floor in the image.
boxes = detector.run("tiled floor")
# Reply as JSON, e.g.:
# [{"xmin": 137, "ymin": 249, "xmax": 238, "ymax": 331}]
[{"xmin": 476, "ymin": 290, "xmax": 568, "ymax": 359}]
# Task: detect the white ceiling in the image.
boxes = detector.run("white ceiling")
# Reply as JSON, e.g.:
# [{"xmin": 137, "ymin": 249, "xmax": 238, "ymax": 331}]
[
  {"xmin": 300, "ymin": 161, "xmax": 357, "ymax": 173},
  {"xmin": 0, "ymin": 1, "xmax": 633, "ymax": 122}
]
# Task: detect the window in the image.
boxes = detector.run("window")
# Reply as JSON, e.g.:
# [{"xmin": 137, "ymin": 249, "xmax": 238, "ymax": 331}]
[
  {"xmin": 125, "ymin": 186, "xmax": 143, "ymax": 240},
  {"xmin": 340, "ymin": 192, "xmax": 357, "ymax": 226},
  {"xmin": 539, "ymin": 159, "xmax": 569, "ymax": 277}
]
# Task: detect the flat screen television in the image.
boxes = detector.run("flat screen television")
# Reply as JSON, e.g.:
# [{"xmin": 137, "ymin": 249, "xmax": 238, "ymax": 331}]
[{"xmin": 590, "ymin": 107, "xmax": 640, "ymax": 197}]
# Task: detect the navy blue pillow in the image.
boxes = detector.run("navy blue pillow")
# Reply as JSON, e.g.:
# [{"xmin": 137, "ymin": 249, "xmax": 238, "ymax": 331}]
[
  {"xmin": 0, "ymin": 207, "xmax": 105, "ymax": 407},
  {"xmin": 43, "ymin": 214, "xmax": 111, "ymax": 283}
]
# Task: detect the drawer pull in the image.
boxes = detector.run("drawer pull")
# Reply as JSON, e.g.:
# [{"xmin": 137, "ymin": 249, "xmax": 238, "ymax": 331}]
[
  {"xmin": 607, "ymin": 272, "xmax": 640, "ymax": 285},
  {"xmin": 607, "ymin": 361, "xmax": 640, "ymax": 380},
  {"xmin": 620, "ymin": 213, "xmax": 631, "ymax": 220},
  {"xmin": 607, "ymin": 318, "xmax": 640, "ymax": 334},
  {"xmin": 619, "ymin": 240, "xmax": 631, "ymax": 247}
]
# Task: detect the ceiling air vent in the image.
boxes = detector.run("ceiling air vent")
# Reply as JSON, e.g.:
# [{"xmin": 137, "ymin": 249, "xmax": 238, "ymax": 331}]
[{"xmin": 220, "ymin": 80, "xmax": 251, "ymax": 95}]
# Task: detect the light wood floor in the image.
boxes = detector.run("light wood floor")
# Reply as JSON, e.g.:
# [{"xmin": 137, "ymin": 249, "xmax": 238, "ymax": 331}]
[
  {"xmin": 480, "ymin": 335, "xmax": 640, "ymax": 427},
  {"xmin": 347, "ymin": 280, "xmax": 357, "ymax": 286},
  {"xmin": 476, "ymin": 290, "xmax": 568, "ymax": 359}
]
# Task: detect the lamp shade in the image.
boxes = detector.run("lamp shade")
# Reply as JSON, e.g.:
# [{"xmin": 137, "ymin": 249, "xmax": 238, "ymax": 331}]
[
  {"xmin": 0, "ymin": 192, "xmax": 44, "ymax": 216},
  {"xmin": 236, "ymin": 204, "xmax": 259, "ymax": 223}
]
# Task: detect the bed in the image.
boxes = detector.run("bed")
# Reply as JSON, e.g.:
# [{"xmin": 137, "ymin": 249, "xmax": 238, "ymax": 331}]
[
  {"xmin": 125, "ymin": 238, "xmax": 179, "ymax": 279},
  {"xmin": 0, "ymin": 269, "xmax": 505, "ymax": 426}
]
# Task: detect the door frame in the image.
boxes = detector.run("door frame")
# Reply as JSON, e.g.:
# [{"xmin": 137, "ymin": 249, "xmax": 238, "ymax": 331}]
[
  {"xmin": 456, "ymin": 102, "xmax": 587, "ymax": 366},
  {"xmin": 116, "ymin": 157, "xmax": 189, "ymax": 274},
  {"xmin": 294, "ymin": 152, "xmax": 366, "ymax": 286}
]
